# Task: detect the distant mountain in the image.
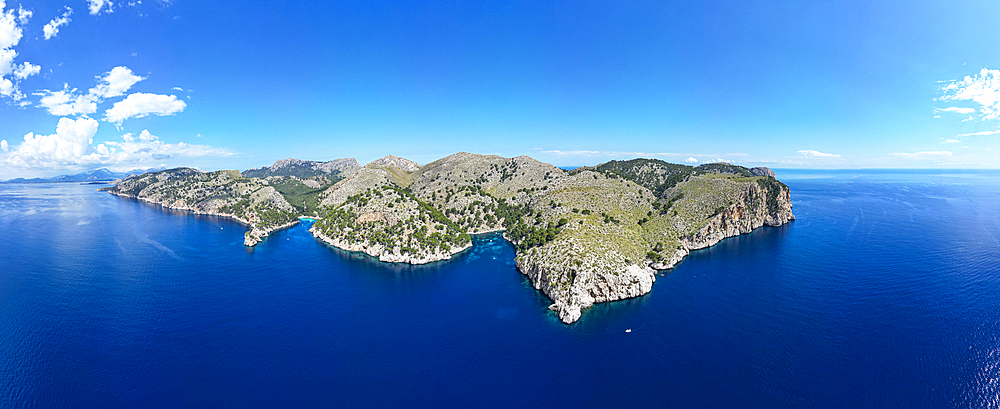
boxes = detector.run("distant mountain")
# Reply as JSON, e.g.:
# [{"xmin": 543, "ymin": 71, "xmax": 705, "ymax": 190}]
[
  {"xmin": 242, "ymin": 158, "xmax": 360, "ymax": 179},
  {"xmin": 1, "ymin": 168, "xmax": 160, "ymax": 184}
]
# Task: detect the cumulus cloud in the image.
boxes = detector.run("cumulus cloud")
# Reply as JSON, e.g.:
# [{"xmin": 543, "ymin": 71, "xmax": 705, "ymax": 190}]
[
  {"xmin": 35, "ymin": 67, "xmax": 144, "ymax": 117},
  {"xmin": 43, "ymin": 7, "xmax": 72, "ymax": 40},
  {"xmin": 36, "ymin": 86, "xmax": 99, "ymax": 116},
  {"xmin": 104, "ymin": 92, "xmax": 186, "ymax": 124},
  {"xmin": 3, "ymin": 117, "xmax": 100, "ymax": 168},
  {"xmin": 0, "ymin": 1, "xmax": 37, "ymax": 100},
  {"xmin": 797, "ymin": 150, "xmax": 841, "ymax": 158},
  {"xmin": 0, "ymin": 5, "xmax": 24, "ymax": 50},
  {"xmin": 942, "ymin": 139, "xmax": 962, "ymax": 144},
  {"xmin": 90, "ymin": 66, "xmax": 144, "ymax": 98},
  {"xmin": 1, "ymin": 118, "xmax": 234, "ymax": 172},
  {"xmin": 939, "ymin": 68, "xmax": 1000, "ymax": 121},
  {"xmin": 683, "ymin": 157, "xmax": 698, "ymax": 164},
  {"xmin": 889, "ymin": 151, "xmax": 953, "ymax": 159},
  {"xmin": 13, "ymin": 61, "xmax": 38, "ymax": 79},
  {"xmin": 100, "ymin": 129, "xmax": 235, "ymax": 164},
  {"xmin": 88, "ymin": 0, "xmax": 113, "ymax": 15}
]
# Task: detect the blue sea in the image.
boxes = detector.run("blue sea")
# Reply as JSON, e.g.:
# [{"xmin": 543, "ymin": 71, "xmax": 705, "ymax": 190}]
[{"xmin": 2, "ymin": 170, "xmax": 1000, "ymax": 408}]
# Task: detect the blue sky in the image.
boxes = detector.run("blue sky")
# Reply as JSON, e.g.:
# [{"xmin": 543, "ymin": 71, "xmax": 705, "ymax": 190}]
[{"xmin": 1, "ymin": 0, "xmax": 999, "ymax": 179}]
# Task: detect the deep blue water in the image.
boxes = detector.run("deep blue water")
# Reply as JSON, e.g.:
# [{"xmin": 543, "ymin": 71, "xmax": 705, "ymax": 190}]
[{"xmin": 2, "ymin": 170, "xmax": 1000, "ymax": 408}]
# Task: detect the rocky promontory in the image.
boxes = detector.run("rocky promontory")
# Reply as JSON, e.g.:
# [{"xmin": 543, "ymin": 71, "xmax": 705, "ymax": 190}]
[
  {"xmin": 104, "ymin": 168, "xmax": 300, "ymax": 246},
  {"xmin": 106, "ymin": 153, "xmax": 794, "ymax": 323}
]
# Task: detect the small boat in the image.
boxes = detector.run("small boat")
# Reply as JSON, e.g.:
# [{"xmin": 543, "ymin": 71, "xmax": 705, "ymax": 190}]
[{"xmin": 625, "ymin": 329, "xmax": 632, "ymax": 333}]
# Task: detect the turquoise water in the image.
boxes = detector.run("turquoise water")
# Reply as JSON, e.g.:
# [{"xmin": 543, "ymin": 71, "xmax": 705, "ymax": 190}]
[{"xmin": 2, "ymin": 170, "xmax": 1000, "ymax": 407}]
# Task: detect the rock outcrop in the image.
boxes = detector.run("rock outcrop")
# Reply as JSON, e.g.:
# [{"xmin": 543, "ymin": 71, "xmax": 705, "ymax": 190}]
[
  {"xmin": 750, "ymin": 166, "xmax": 776, "ymax": 177},
  {"xmin": 368, "ymin": 155, "xmax": 420, "ymax": 172}
]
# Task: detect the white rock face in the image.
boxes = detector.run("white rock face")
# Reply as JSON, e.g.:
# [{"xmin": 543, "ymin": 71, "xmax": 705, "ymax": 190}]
[
  {"xmin": 750, "ymin": 167, "xmax": 776, "ymax": 177},
  {"xmin": 681, "ymin": 181, "xmax": 794, "ymax": 252},
  {"xmin": 518, "ymin": 256, "xmax": 656, "ymax": 324},
  {"xmin": 368, "ymin": 155, "xmax": 420, "ymax": 172}
]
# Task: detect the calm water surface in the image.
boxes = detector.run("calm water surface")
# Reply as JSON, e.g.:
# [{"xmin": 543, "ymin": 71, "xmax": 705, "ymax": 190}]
[{"xmin": 2, "ymin": 170, "xmax": 1000, "ymax": 408}]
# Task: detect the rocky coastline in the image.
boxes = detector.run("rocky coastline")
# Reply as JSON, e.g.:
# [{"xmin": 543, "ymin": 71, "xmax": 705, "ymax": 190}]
[
  {"xmin": 105, "ymin": 154, "xmax": 795, "ymax": 324},
  {"xmin": 513, "ymin": 173, "xmax": 795, "ymax": 324},
  {"xmin": 244, "ymin": 219, "xmax": 301, "ymax": 246},
  {"xmin": 310, "ymin": 227, "xmax": 472, "ymax": 264}
]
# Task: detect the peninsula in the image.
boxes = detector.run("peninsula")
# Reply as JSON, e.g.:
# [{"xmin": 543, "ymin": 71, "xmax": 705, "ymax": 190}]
[{"xmin": 105, "ymin": 153, "xmax": 794, "ymax": 323}]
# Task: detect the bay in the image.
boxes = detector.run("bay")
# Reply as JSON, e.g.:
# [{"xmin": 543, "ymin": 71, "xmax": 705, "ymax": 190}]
[{"xmin": 2, "ymin": 169, "xmax": 1000, "ymax": 408}]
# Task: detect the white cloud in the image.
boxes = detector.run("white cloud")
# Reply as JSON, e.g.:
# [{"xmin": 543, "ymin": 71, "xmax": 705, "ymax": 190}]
[
  {"xmin": 88, "ymin": 0, "xmax": 114, "ymax": 15},
  {"xmin": 0, "ymin": 4, "xmax": 24, "ymax": 50},
  {"xmin": 797, "ymin": 150, "xmax": 841, "ymax": 158},
  {"xmin": 889, "ymin": 151, "xmax": 953, "ymax": 159},
  {"xmin": 0, "ymin": 76, "xmax": 13, "ymax": 96},
  {"xmin": 171, "ymin": 86, "xmax": 184, "ymax": 91},
  {"xmin": 13, "ymin": 61, "xmax": 38, "ymax": 79},
  {"xmin": 935, "ymin": 107, "xmax": 976, "ymax": 115},
  {"xmin": 683, "ymin": 157, "xmax": 698, "ymax": 164},
  {"xmin": 104, "ymin": 92, "xmax": 186, "ymax": 124},
  {"xmin": 89, "ymin": 66, "xmax": 144, "ymax": 98},
  {"xmin": 939, "ymin": 68, "xmax": 1000, "ymax": 121},
  {"xmin": 3, "ymin": 117, "xmax": 100, "ymax": 168},
  {"xmin": 0, "ymin": 47, "xmax": 15, "ymax": 76},
  {"xmin": 541, "ymin": 149, "xmax": 602, "ymax": 156},
  {"xmin": 43, "ymin": 7, "xmax": 72, "ymax": 40},
  {"xmin": 942, "ymin": 139, "xmax": 962, "ymax": 144},
  {"xmin": 16, "ymin": 6, "xmax": 31, "ymax": 25},
  {"xmin": 0, "ymin": 2, "xmax": 36, "ymax": 100},
  {"xmin": 1, "ymin": 119, "xmax": 234, "ymax": 173},
  {"xmin": 100, "ymin": 129, "xmax": 235, "ymax": 164},
  {"xmin": 35, "ymin": 67, "xmax": 145, "ymax": 117},
  {"xmin": 36, "ymin": 86, "xmax": 99, "ymax": 116},
  {"xmin": 955, "ymin": 129, "xmax": 1000, "ymax": 138}
]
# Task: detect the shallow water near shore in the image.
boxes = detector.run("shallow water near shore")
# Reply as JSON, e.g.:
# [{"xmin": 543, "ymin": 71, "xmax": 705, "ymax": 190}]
[{"xmin": 2, "ymin": 169, "xmax": 1000, "ymax": 408}]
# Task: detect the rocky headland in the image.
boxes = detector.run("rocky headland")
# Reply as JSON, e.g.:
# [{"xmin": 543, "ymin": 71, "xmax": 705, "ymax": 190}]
[
  {"xmin": 103, "ymin": 167, "xmax": 302, "ymax": 246},
  {"xmin": 106, "ymin": 153, "xmax": 794, "ymax": 323}
]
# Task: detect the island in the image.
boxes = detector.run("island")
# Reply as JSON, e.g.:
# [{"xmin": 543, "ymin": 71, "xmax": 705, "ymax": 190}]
[{"xmin": 104, "ymin": 152, "xmax": 794, "ymax": 323}]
